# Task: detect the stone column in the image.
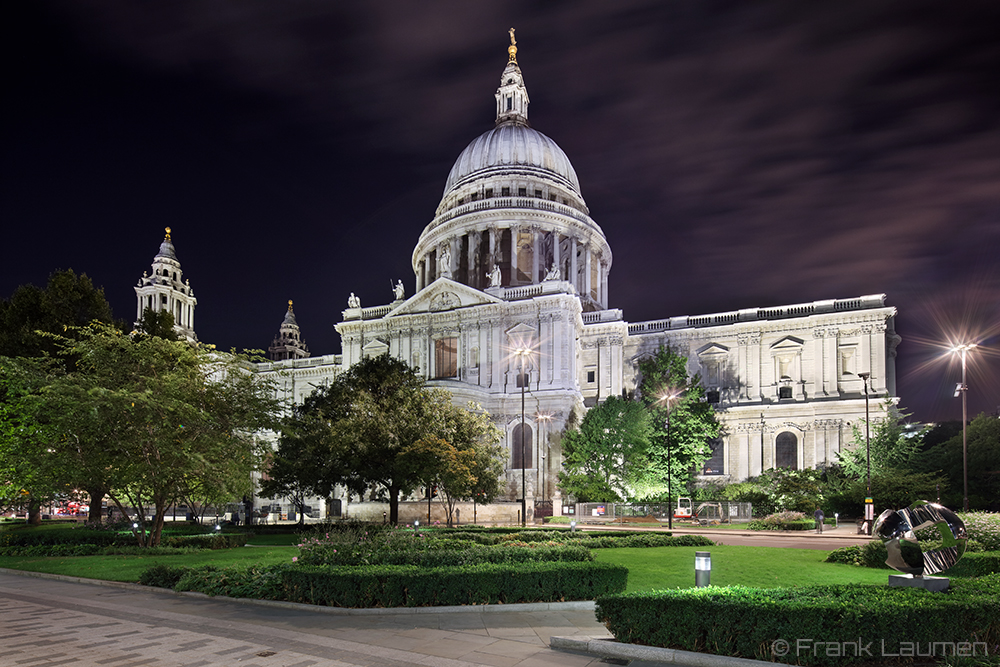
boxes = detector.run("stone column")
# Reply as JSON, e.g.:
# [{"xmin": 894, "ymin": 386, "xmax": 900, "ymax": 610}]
[
  {"xmin": 531, "ymin": 227, "xmax": 540, "ymax": 283},
  {"xmin": 510, "ymin": 226, "xmax": 519, "ymax": 284},
  {"xmin": 552, "ymin": 233, "xmax": 560, "ymax": 278},
  {"xmin": 584, "ymin": 244, "xmax": 592, "ymax": 299},
  {"xmin": 570, "ymin": 237, "xmax": 578, "ymax": 293}
]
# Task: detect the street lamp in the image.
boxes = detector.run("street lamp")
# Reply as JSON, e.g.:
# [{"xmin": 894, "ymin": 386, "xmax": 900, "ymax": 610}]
[
  {"xmin": 951, "ymin": 343, "xmax": 977, "ymax": 512},
  {"xmin": 858, "ymin": 371, "xmax": 872, "ymax": 534},
  {"xmin": 514, "ymin": 346, "xmax": 533, "ymax": 527},
  {"xmin": 658, "ymin": 392, "xmax": 680, "ymax": 530}
]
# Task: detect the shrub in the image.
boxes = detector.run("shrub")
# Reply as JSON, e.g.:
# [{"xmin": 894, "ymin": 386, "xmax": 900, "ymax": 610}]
[
  {"xmin": 162, "ymin": 533, "xmax": 248, "ymax": 549},
  {"xmin": 279, "ymin": 561, "xmax": 628, "ymax": 607},
  {"xmin": 544, "ymin": 516, "xmax": 571, "ymax": 524},
  {"xmin": 748, "ymin": 511, "xmax": 814, "ymax": 531},
  {"xmin": 139, "ymin": 564, "xmax": 188, "ymax": 588},
  {"xmin": 960, "ymin": 512, "xmax": 1000, "ymax": 552},
  {"xmin": 297, "ymin": 543, "xmax": 593, "ymax": 567},
  {"xmin": 579, "ymin": 534, "xmax": 714, "ymax": 549},
  {"xmin": 596, "ymin": 576, "xmax": 1000, "ymax": 666},
  {"xmin": 173, "ymin": 564, "xmax": 291, "ymax": 600},
  {"xmin": 824, "ymin": 542, "xmax": 890, "ymax": 569},
  {"xmin": 0, "ymin": 544, "xmax": 203, "ymax": 557}
]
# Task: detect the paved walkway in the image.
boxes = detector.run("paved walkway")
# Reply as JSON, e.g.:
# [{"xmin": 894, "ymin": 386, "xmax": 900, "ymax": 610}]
[{"xmin": 0, "ymin": 570, "xmax": 612, "ymax": 667}]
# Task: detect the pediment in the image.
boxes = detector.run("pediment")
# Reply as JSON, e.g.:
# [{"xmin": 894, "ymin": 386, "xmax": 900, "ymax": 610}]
[
  {"xmin": 697, "ymin": 343, "xmax": 730, "ymax": 358},
  {"xmin": 361, "ymin": 339, "xmax": 389, "ymax": 357},
  {"xmin": 770, "ymin": 336, "xmax": 804, "ymax": 351},
  {"xmin": 385, "ymin": 278, "xmax": 502, "ymax": 317}
]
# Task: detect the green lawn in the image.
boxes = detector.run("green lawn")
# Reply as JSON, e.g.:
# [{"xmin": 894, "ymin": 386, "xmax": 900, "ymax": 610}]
[
  {"xmin": 0, "ymin": 546, "xmax": 298, "ymax": 582},
  {"xmin": 594, "ymin": 545, "xmax": 890, "ymax": 592}
]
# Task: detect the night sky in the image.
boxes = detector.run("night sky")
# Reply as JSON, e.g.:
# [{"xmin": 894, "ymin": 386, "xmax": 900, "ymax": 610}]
[{"xmin": 3, "ymin": 1, "xmax": 999, "ymax": 422}]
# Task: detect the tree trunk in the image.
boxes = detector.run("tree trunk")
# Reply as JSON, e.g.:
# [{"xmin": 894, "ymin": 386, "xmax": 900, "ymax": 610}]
[
  {"xmin": 150, "ymin": 501, "xmax": 167, "ymax": 547},
  {"xmin": 27, "ymin": 498, "xmax": 42, "ymax": 526},
  {"xmin": 388, "ymin": 485, "xmax": 400, "ymax": 524},
  {"xmin": 85, "ymin": 485, "xmax": 107, "ymax": 525}
]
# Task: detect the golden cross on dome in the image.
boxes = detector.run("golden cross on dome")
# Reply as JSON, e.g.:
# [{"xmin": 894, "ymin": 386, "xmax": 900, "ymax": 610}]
[
  {"xmin": 288, "ymin": 300, "xmax": 294, "ymax": 311},
  {"xmin": 164, "ymin": 226, "xmax": 172, "ymax": 241}
]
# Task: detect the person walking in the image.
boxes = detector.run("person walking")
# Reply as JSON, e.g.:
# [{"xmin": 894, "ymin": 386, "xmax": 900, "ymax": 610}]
[{"xmin": 814, "ymin": 507, "xmax": 825, "ymax": 534}]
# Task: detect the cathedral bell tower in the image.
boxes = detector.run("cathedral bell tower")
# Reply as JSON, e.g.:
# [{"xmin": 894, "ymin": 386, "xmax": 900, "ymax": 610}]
[
  {"xmin": 134, "ymin": 227, "xmax": 198, "ymax": 342},
  {"xmin": 268, "ymin": 301, "xmax": 310, "ymax": 361},
  {"xmin": 495, "ymin": 28, "xmax": 529, "ymax": 126}
]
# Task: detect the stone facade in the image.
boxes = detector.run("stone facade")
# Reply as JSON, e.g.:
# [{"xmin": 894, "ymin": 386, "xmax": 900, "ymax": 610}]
[{"xmin": 140, "ymin": 38, "xmax": 900, "ymax": 514}]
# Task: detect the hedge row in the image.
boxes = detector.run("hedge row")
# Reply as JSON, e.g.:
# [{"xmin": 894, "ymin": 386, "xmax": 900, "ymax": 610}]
[
  {"xmin": 0, "ymin": 525, "xmax": 243, "ymax": 548},
  {"xmin": 298, "ymin": 543, "xmax": 593, "ymax": 567},
  {"xmin": 162, "ymin": 533, "xmax": 248, "ymax": 549},
  {"xmin": 0, "ymin": 544, "xmax": 203, "ymax": 557},
  {"xmin": 596, "ymin": 575, "xmax": 1000, "ymax": 666},
  {"xmin": 825, "ymin": 542, "xmax": 998, "ymax": 571},
  {"xmin": 582, "ymin": 534, "xmax": 714, "ymax": 549},
  {"xmin": 142, "ymin": 561, "xmax": 628, "ymax": 608},
  {"xmin": 747, "ymin": 519, "xmax": 815, "ymax": 531}
]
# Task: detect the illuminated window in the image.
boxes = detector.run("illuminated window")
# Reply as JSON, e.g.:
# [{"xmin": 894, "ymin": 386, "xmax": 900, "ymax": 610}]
[{"xmin": 434, "ymin": 338, "xmax": 458, "ymax": 379}]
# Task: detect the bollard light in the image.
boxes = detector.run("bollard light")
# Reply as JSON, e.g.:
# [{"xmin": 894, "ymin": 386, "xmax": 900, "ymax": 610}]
[
  {"xmin": 414, "ymin": 520, "xmax": 419, "ymax": 530},
  {"xmin": 570, "ymin": 520, "xmax": 576, "ymax": 533},
  {"xmin": 214, "ymin": 524, "xmax": 221, "ymax": 532},
  {"xmin": 695, "ymin": 551, "xmax": 711, "ymax": 588},
  {"xmin": 132, "ymin": 522, "xmax": 138, "ymax": 530},
  {"xmin": 834, "ymin": 513, "xmax": 839, "ymax": 529}
]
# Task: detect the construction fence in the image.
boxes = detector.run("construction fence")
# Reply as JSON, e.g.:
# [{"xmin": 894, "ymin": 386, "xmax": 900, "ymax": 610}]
[{"xmin": 562, "ymin": 501, "xmax": 753, "ymax": 524}]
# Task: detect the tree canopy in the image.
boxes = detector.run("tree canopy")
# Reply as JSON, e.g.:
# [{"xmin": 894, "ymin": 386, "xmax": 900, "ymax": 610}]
[
  {"xmin": 633, "ymin": 345, "xmax": 721, "ymax": 500},
  {"xmin": 558, "ymin": 396, "xmax": 652, "ymax": 502},
  {"xmin": 263, "ymin": 355, "xmax": 504, "ymax": 524}
]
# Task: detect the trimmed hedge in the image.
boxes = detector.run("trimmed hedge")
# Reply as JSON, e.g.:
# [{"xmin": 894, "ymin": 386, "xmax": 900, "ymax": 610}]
[
  {"xmin": 943, "ymin": 552, "xmax": 1000, "ymax": 578},
  {"xmin": 298, "ymin": 543, "xmax": 593, "ymax": 567},
  {"xmin": 581, "ymin": 534, "xmax": 713, "ymax": 549},
  {"xmin": 147, "ymin": 560, "xmax": 628, "ymax": 608},
  {"xmin": 279, "ymin": 561, "xmax": 628, "ymax": 607},
  {"xmin": 0, "ymin": 544, "xmax": 202, "ymax": 557},
  {"xmin": 162, "ymin": 533, "xmax": 248, "ymax": 549},
  {"xmin": 596, "ymin": 575, "xmax": 1000, "ymax": 666}
]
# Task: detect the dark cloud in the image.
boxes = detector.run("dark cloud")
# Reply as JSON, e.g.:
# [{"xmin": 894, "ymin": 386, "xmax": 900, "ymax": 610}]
[{"xmin": 3, "ymin": 0, "xmax": 999, "ymax": 421}]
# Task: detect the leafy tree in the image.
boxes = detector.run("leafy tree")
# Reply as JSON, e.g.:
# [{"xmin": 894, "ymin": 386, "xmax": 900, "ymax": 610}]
[
  {"xmin": 276, "ymin": 354, "xmax": 438, "ymax": 524},
  {"xmin": 634, "ymin": 345, "xmax": 721, "ymax": 500},
  {"xmin": 837, "ymin": 398, "xmax": 920, "ymax": 481},
  {"xmin": 37, "ymin": 324, "xmax": 281, "ymax": 545},
  {"xmin": 914, "ymin": 413, "xmax": 1000, "ymax": 511},
  {"xmin": 0, "ymin": 269, "xmax": 116, "ymax": 358},
  {"xmin": 399, "ymin": 396, "xmax": 505, "ymax": 526},
  {"xmin": 558, "ymin": 396, "xmax": 652, "ymax": 502},
  {"xmin": 135, "ymin": 307, "xmax": 179, "ymax": 341},
  {"xmin": 0, "ymin": 357, "xmax": 70, "ymax": 524}
]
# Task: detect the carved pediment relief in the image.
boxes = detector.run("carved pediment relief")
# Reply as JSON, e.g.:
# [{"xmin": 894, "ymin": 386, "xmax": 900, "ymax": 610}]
[
  {"xmin": 697, "ymin": 343, "xmax": 730, "ymax": 359},
  {"xmin": 386, "ymin": 278, "xmax": 502, "ymax": 317},
  {"xmin": 361, "ymin": 338, "xmax": 389, "ymax": 358}
]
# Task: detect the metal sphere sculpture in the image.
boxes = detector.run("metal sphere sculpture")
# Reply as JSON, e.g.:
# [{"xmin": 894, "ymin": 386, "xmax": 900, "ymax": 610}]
[{"xmin": 873, "ymin": 500, "xmax": 967, "ymax": 576}]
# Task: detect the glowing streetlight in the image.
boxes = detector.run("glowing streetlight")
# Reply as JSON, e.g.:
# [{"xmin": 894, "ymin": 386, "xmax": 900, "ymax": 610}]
[
  {"xmin": 951, "ymin": 343, "xmax": 977, "ymax": 512},
  {"xmin": 658, "ymin": 392, "xmax": 681, "ymax": 530},
  {"xmin": 513, "ymin": 346, "xmax": 533, "ymax": 527},
  {"xmin": 858, "ymin": 372, "xmax": 873, "ymax": 534}
]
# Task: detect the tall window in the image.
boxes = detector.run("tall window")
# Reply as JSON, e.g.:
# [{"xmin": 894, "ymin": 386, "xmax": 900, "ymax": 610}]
[
  {"xmin": 775, "ymin": 432, "xmax": 798, "ymax": 469},
  {"xmin": 511, "ymin": 423, "xmax": 533, "ymax": 469},
  {"xmin": 703, "ymin": 438, "xmax": 724, "ymax": 475},
  {"xmin": 434, "ymin": 338, "xmax": 458, "ymax": 379}
]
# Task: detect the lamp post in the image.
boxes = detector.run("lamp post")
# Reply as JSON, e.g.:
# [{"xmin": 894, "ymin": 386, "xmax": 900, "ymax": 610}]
[
  {"xmin": 514, "ymin": 346, "xmax": 532, "ymax": 527},
  {"xmin": 659, "ymin": 393, "xmax": 680, "ymax": 530},
  {"xmin": 952, "ymin": 343, "xmax": 976, "ymax": 512},
  {"xmin": 858, "ymin": 372, "xmax": 872, "ymax": 534}
]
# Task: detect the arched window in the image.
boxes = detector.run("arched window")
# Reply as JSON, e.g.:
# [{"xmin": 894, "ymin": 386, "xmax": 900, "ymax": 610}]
[
  {"xmin": 511, "ymin": 423, "xmax": 533, "ymax": 469},
  {"xmin": 775, "ymin": 432, "xmax": 798, "ymax": 469}
]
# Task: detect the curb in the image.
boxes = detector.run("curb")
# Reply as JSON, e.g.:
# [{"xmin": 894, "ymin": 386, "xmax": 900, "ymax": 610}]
[
  {"xmin": 550, "ymin": 636, "xmax": 776, "ymax": 666},
  {"xmin": 0, "ymin": 567, "xmax": 595, "ymax": 616}
]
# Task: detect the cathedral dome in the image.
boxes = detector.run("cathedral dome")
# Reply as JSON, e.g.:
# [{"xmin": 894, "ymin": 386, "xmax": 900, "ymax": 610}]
[
  {"xmin": 412, "ymin": 33, "xmax": 611, "ymax": 311},
  {"xmin": 442, "ymin": 124, "xmax": 581, "ymax": 199}
]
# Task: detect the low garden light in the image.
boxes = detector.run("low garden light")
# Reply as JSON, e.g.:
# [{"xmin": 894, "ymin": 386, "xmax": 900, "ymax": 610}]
[
  {"xmin": 214, "ymin": 524, "xmax": 221, "ymax": 532},
  {"xmin": 570, "ymin": 520, "xmax": 576, "ymax": 533},
  {"xmin": 132, "ymin": 522, "xmax": 138, "ymax": 530},
  {"xmin": 695, "ymin": 551, "xmax": 711, "ymax": 587}
]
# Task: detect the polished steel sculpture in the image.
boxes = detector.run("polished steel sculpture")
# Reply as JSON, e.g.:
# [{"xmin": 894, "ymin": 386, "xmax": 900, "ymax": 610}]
[{"xmin": 873, "ymin": 500, "xmax": 967, "ymax": 576}]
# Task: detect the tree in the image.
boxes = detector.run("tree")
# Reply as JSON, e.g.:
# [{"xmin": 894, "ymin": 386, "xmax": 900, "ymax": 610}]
[
  {"xmin": 634, "ymin": 345, "xmax": 721, "ymax": 500},
  {"xmin": 0, "ymin": 357, "xmax": 70, "ymax": 524},
  {"xmin": 913, "ymin": 413, "xmax": 1000, "ymax": 511},
  {"xmin": 277, "ymin": 354, "xmax": 437, "ymax": 524},
  {"xmin": 37, "ymin": 324, "xmax": 281, "ymax": 545},
  {"xmin": 837, "ymin": 398, "xmax": 920, "ymax": 481},
  {"xmin": 0, "ymin": 269, "xmax": 118, "ymax": 523},
  {"xmin": 0, "ymin": 269, "xmax": 116, "ymax": 358},
  {"xmin": 398, "ymin": 396, "xmax": 505, "ymax": 526},
  {"xmin": 558, "ymin": 396, "xmax": 652, "ymax": 502},
  {"xmin": 135, "ymin": 307, "xmax": 178, "ymax": 341}
]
